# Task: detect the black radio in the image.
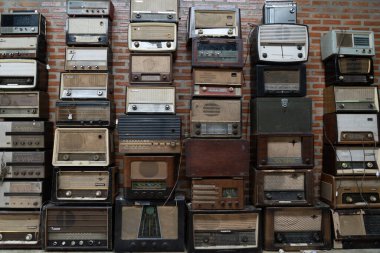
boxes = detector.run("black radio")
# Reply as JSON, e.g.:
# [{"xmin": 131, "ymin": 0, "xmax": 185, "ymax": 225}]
[{"xmin": 0, "ymin": 11, "xmax": 46, "ymax": 35}]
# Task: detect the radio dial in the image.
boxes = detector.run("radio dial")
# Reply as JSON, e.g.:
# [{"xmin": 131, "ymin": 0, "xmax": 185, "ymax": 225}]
[
  {"xmin": 341, "ymin": 163, "xmax": 348, "ymax": 168},
  {"xmin": 345, "ymin": 196, "xmax": 353, "ymax": 203},
  {"xmin": 95, "ymin": 190, "xmax": 102, "ymax": 197},
  {"xmin": 66, "ymin": 191, "xmax": 72, "ymax": 197},
  {"xmin": 370, "ymin": 195, "xmax": 377, "ymax": 202},
  {"xmin": 25, "ymin": 234, "xmax": 33, "ymax": 241},
  {"xmin": 367, "ymin": 162, "xmax": 374, "ymax": 168}
]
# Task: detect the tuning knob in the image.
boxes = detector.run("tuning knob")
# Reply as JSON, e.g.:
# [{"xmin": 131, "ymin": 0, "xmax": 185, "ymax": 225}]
[
  {"xmin": 166, "ymin": 42, "xmax": 172, "ymax": 48},
  {"xmin": 370, "ymin": 195, "xmax": 378, "ymax": 202},
  {"xmin": 134, "ymin": 41, "xmax": 140, "ymax": 48},
  {"xmin": 66, "ymin": 191, "xmax": 72, "ymax": 197},
  {"xmin": 367, "ymin": 162, "xmax": 374, "ymax": 168},
  {"xmin": 265, "ymin": 193, "xmax": 272, "ymax": 200},
  {"xmin": 25, "ymin": 234, "xmax": 33, "ymax": 241},
  {"xmin": 132, "ymin": 105, "xmax": 137, "ymax": 110},
  {"xmin": 341, "ymin": 163, "xmax": 348, "ymax": 168},
  {"xmin": 345, "ymin": 196, "xmax": 353, "ymax": 203},
  {"xmin": 96, "ymin": 190, "xmax": 102, "ymax": 197}
]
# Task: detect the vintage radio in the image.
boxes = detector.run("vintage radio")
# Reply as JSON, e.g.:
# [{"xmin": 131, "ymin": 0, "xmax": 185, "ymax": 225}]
[
  {"xmin": 118, "ymin": 115, "xmax": 181, "ymax": 154},
  {"xmin": 0, "ymin": 151, "xmax": 49, "ymax": 179},
  {"xmin": 130, "ymin": 53, "xmax": 173, "ymax": 84},
  {"xmin": 193, "ymin": 68, "xmax": 242, "ymax": 97},
  {"xmin": 67, "ymin": 0, "xmax": 114, "ymax": 19},
  {"xmin": 66, "ymin": 17, "xmax": 110, "ymax": 46},
  {"xmin": 190, "ymin": 99, "xmax": 241, "ymax": 138},
  {"xmin": 187, "ymin": 204, "xmax": 261, "ymax": 253},
  {"xmin": 65, "ymin": 47, "xmax": 109, "ymax": 71},
  {"xmin": 192, "ymin": 178, "xmax": 244, "ymax": 210},
  {"xmin": 0, "ymin": 35, "xmax": 47, "ymax": 62},
  {"xmin": 126, "ymin": 86, "xmax": 175, "ymax": 114},
  {"xmin": 124, "ymin": 156, "xmax": 175, "ymax": 200},
  {"xmin": 251, "ymin": 97, "xmax": 312, "ymax": 134},
  {"xmin": 128, "ymin": 23, "xmax": 177, "ymax": 52},
  {"xmin": 51, "ymin": 167, "xmax": 115, "ymax": 205},
  {"xmin": 0, "ymin": 181, "xmax": 43, "ymax": 209},
  {"xmin": 0, "ymin": 121, "xmax": 52, "ymax": 149},
  {"xmin": 185, "ymin": 139, "xmax": 249, "ymax": 178},
  {"xmin": 56, "ymin": 100, "xmax": 113, "ymax": 127},
  {"xmin": 263, "ymin": 1, "xmax": 297, "ymax": 24},
  {"xmin": 188, "ymin": 7, "xmax": 241, "ymax": 40},
  {"xmin": 253, "ymin": 169, "xmax": 314, "ymax": 207},
  {"xmin": 323, "ymin": 145, "xmax": 380, "ymax": 175},
  {"xmin": 324, "ymin": 86, "xmax": 379, "ymax": 114},
  {"xmin": 252, "ymin": 133, "xmax": 314, "ymax": 169},
  {"xmin": 251, "ymin": 24, "xmax": 309, "ymax": 63},
  {"xmin": 0, "ymin": 91, "xmax": 49, "ymax": 119},
  {"xmin": 332, "ymin": 209, "xmax": 380, "ymax": 249},
  {"xmin": 324, "ymin": 55, "xmax": 374, "ymax": 86},
  {"xmin": 253, "ymin": 64, "xmax": 306, "ymax": 97},
  {"xmin": 192, "ymin": 38, "xmax": 243, "ymax": 68},
  {"xmin": 0, "ymin": 11, "xmax": 46, "ymax": 35},
  {"xmin": 52, "ymin": 128, "xmax": 111, "ymax": 167},
  {"xmin": 264, "ymin": 203, "xmax": 331, "ymax": 251},
  {"xmin": 44, "ymin": 205, "xmax": 112, "ymax": 251},
  {"xmin": 0, "ymin": 59, "xmax": 48, "ymax": 90},
  {"xmin": 320, "ymin": 173, "xmax": 380, "ymax": 209},
  {"xmin": 114, "ymin": 195, "xmax": 185, "ymax": 252},
  {"xmin": 321, "ymin": 30, "xmax": 375, "ymax": 61},
  {"xmin": 60, "ymin": 72, "xmax": 110, "ymax": 99},
  {"xmin": 323, "ymin": 113, "xmax": 379, "ymax": 144},
  {"xmin": 130, "ymin": 0, "xmax": 179, "ymax": 22},
  {"xmin": 0, "ymin": 211, "xmax": 41, "ymax": 249}
]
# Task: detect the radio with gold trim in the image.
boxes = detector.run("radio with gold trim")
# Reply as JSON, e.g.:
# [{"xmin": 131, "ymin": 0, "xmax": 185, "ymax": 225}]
[
  {"xmin": 123, "ymin": 156, "xmax": 175, "ymax": 200},
  {"xmin": 0, "ymin": 35, "xmax": 47, "ymax": 62},
  {"xmin": 252, "ymin": 133, "xmax": 314, "ymax": 169},
  {"xmin": 56, "ymin": 100, "xmax": 114, "ymax": 127},
  {"xmin": 0, "ymin": 121, "xmax": 52, "ymax": 149},
  {"xmin": 51, "ymin": 167, "xmax": 115, "ymax": 205},
  {"xmin": 0, "ymin": 181, "xmax": 43, "ymax": 209},
  {"xmin": 0, "ymin": 151, "xmax": 49, "ymax": 179},
  {"xmin": 253, "ymin": 169, "xmax": 314, "ymax": 206},
  {"xmin": 0, "ymin": 211, "xmax": 41, "ymax": 249},
  {"xmin": 65, "ymin": 47, "xmax": 110, "ymax": 71},
  {"xmin": 323, "ymin": 145, "xmax": 380, "ymax": 175},
  {"xmin": 128, "ymin": 23, "xmax": 177, "ymax": 52},
  {"xmin": 0, "ymin": 12, "xmax": 46, "ymax": 35},
  {"xmin": 0, "ymin": 91, "xmax": 49, "ymax": 119},
  {"xmin": 187, "ymin": 204, "xmax": 262, "ymax": 253},
  {"xmin": 191, "ymin": 178, "xmax": 245, "ymax": 210},
  {"xmin": 44, "ymin": 205, "xmax": 112, "ymax": 250},
  {"xmin": 66, "ymin": 17, "xmax": 110, "ymax": 46},
  {"xmin": 114, "ymin": 195, "xmax": 185, "ymax": 252},
  {"xmin": 188, "ymin": 7, "xmax": 241, "ymax": 40},
  {"xmin": 52, "ymin": 128, "xmax": 111, "ymax": 167},
  {"xmin": 320, "ymin": 173, "xmax": 380, "ymax": 209},
  {"xmin": 67, "ymin": 0, "xmax": 115, "ymax": 19},
  {"xmin": 190, "ymin": 99, "xmax": 241, "ymax": 138},
  {"xmin": 130, "ymin": 53, "xmax": 173, "ymax": 84},
  {"xmin": 118, "ymin": 115, "xmax": 181, "ymax": 154},
  {"xmin": 130, "ymin": 0, "xmax": 179, "ymax": 22},
  {"xmin": 264, "ymin": 203, "xmax": 331, "ymax": 251}
]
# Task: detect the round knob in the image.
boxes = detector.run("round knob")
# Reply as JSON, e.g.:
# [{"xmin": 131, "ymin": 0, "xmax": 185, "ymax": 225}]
[
  {"xmin": 369, "ymin": 103, "xmax": 374, "ymax": 108},
  {"xmin": 26, "ymin": 78, "xmax": 33, "ymax": 84},
  {"xmin": 93, "ymin": 155, "xmax": 100, "ymax": 161},
  {"xmin": 80, "ymin": 65, "xmax": 84, "ymax": 69},
  {"xmin": 342, "ymin": 133, "xmax": 348, "ymax": 139},
  {"xmin": 276, "ymin": 233, "xmax": 283, "ymax": 243},
  {"xmin": 88, "ymin": 66, "xmax": 92, "ymax": 69},
  {"xmin": 198, "ymin": 29, "xmax": 203, "ymax": 34},
  {"xmin": 261, "ymin": 159, "xmax": 267, "ymax": 165},
  {"xmin": 195, "ymin": 123, "xmax": 201, "ymax": 128},
  {"xmin": 88, "ymin": 240, "xmax": 94, "ymax": 246},
  {"xmin": 290, "ymin": 8, "xmax": 296, "ymax": 13},
  {"xmin": 162, "ymin": 242, "xmax": 169, "ymax": 249},
  {"xmin": 339, "ymin": 104, "xmax": 345, "ymax": 109},
  {"xmin": 298, "ymin": 53, "xmax": 303, "ymax": 58},
  {"xmin": 339, "ymin": 75, "xmax": 344, "ymax": 80},
  {"xmin": 346, "ymin": 196, "xmax": 353, "ymax": 203},
  {"xmin": 262, "ymin": 53, "xmax": 267, "ymax": 58},
  {"xmin": 170, "ymin": 141, "xmax": 176, "ymax": 147},
  {"xmin": 370, "ymin": 195, "xmax": 377, "ymax": 202},
  {"xmin": 134, "ymin": 41, "xmax": 140, "ymax": 47},
  {"xmin": 368, "ymin": 133, "xmax": 373, "ymax": 138},
  {"xmin": 241, "ymin": 236, "xmax": 248, "ymax": 243},
  {"xmin": 79, "ymin": 240, "xmax": 84, "ymax": 246},
  {"xmin": 95, "ymin": 190, "xmax": 102, "ymax": 197},
  {"xmin": 53, "ymin": 241, "xmax": 58, "ymax": 246},
  {"xmin": 228, "ymin": 28, "xmax": 233, "ymax": 35},
  {"xmin": 163, "ymin": 75, "xmax": 167, "ymax": 80},
  {"xmin": 132, "ymin": 105, "xmax": 137, "ymax": 110},
  {"xmin": 133, "ymin": 75, "xmax": 139, "ymax": 80},
  {"xmin": 71, "ymin": 241, "xmax": 76, "ymax": 246},
  {"xmin": 63, "ymin": 154, "xmax": 70, "ymax": 161},
  {"xmin": 195, "ymin": 130, "xmax": 201, "ymax": 135},
  {"xmin": 97, "ymin": 90, "xmax": 103, "ymax": 96},
  {"xmin": 66, "ymin": 90, "xmax": 71, "ymax": 96},
  {"xmin": 141, "ymin": 242, "xmax": 147, "ymax": 247},
  {"xmin": 369, "ymin": 75, "xmax": 374, "ymax": 80},
  {"xmin": 168, "ymin": 14, "xmax": 173, "ymax": 19},
  {"xmin": 367, "ymin": 162, "xmax": 374, "ymax": 168},
  {"xmin": 21, "ymin": 171, "xmax": 26, "ymax": 176},
  {"xmin": 313, "ymin": 233, "xmax": 321, "ymax": 242},
  {"xmin": 136, "ymin": 13, "xmax": 141, "ymax": 19},
  {"xmin": 229, "ymin": 87, "xmax": 234, "ymax": 92},
  {"xmin": 130, "ymin": 242, "xmax": 137, "ymax": 248},
  {"xmin": 0, "ymin": 234, "xmax": 2, "ymax": 241},
  {"xmin": 342, "ymin": 163, "xmax": 348, "ymax": 168},
  {"xmin": 305, "ymin": 158, "xmax": 311, "ymax": 164},
  {"xmin": 165, "ymin": 105, "xmax": 170, "ymax": 110},
  {"xmin": 233, "ymin": 130, "xmax": 238, "ymax": 135},
  {"xmin": 203, "ymin": 237, "xmax": 209, "ymax": 243},
  {"xmin": 95, "ymin": 65, "xmax": 99, "ymax": 69},
  {"xmin": 297, "ymin": 45, "xmax": 302, "ymax": 50},
  {"xmin": 265, "ymin": 193, "xmax": 272, "ymax": 200},
  {"xmin": 25, "ymin": 234, "xmax": 33, "ymax": 241},
  {"xmin": 66, "ymin": 191, "xmax": 72, "ymax": 197},
  {"xmin": 297, "ymin": 194, "xmax": 303, "ymax": 200},
  {"xmin": 232, "ymin": 123, "xmax": 238, "ymax": 129},
  {"xmin": 73, "ymin": 65, "xmax": 77, "ymax": 69},
  {"xmin": 202, "ymin": 86, "xmax": 207, "ymax": 91},
  {"xmin": 166, "ymin": 42, "xmax": 172, "ymax": 48}
]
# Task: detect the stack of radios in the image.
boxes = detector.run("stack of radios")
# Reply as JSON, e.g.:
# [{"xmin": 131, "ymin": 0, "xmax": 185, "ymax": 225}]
[
  {"xmin": 250, "ymin": 1, "xmax": 331, "ymax": 251},
  {"xmin": 185, "ymin": 7, "xmax": 262, "ymax": 253},
  {"xmin": 115, "ymin": 0, "xmax": 186, "ymax": 252},
  {"xmin": 320, "ymin": 29, "xmax": 380, "ymax": 249},
  {"xmin": 0, "ymin": 10, "xmax": 52, "ymax": 249},
  {"xmin": 43, "ymin": 0, "xmax": 115, "ymax": 251}
]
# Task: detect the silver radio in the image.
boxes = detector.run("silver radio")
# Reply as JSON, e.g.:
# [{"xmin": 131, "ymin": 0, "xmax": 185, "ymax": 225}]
[
  {"xmin": 251, "ymin": 24, "xmax": 309, "ymax": 63},
  {"xmin": 0, "ymin": 181, "xmax": 43, "ymax": 209},
  {"xmin": 130, "ymin": 0, "xmax": 179, "ymax": 22},
  {"xmin": 191, "ymin": 99, "xmax": 241, "ymax": 138},
  {"xmin": 67, "ymin": 0, "xmax": 114, "ymax": 19},
  {"xmin": 321, "ymin": 30, "xmax": 375, "ymax": 61},
  {"xmin": 0, "ymin": 151, "xmax": 49, "ymax": 179},
  {"xmin": 65, "ymin": 47, "xmax": 109, "ymax": 71},
  {"xmin": 188, "ymin": 7, "xmax": 241, "ymax": 40},
  {"xmin": 263, "ymin": 1, "xmax": 297, "ymax": 24},
  {"xmin": 126, "ymin": 86, "xmax": 175, "ymax": 114},
  {"xmin": 0, "ymin": 12, "xmax": 46, "ymax": 35},
  {"xmin": 0, "ymin": 59, "xmax": 48, "ymax": 90},
  {"xmin": 0, "ymin": 35, "xmax": 46, "ymax": 62},
  {"xmin": 66, "ymin": 17, "xmax": 110, "ymax": 46},
  {"xmin": 60, "ymin": 73, "xmax": 110, "ymax": 99},
  {"xmin": 128, "ymin": 23, "xmax": 177, "ymax": 52}
]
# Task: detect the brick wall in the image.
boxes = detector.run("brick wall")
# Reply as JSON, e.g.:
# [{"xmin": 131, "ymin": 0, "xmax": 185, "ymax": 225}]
[{"xmin": 1, "ymin": 0, "xmax": 379, "ymax": 198}]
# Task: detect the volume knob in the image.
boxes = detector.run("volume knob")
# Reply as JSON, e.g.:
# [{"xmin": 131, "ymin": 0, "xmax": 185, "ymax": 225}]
[
  {"xmin": 370, "ymin": 195, "xmax": 378, "ymax": 202},
  {"xmin": 95, "ymin": 190, "xmax": 102, "ymax": 197},
  {"xmin": 25, "ymin": 234, "xmax": 33, "ymax": 241},
  {"xmin": 66, "ymin": 191, "xmax": 72, "ymax": 197},
  {"xmin": 345, "ymin": 196, "xmax": 353, "ymax": 203},
  {"xmin": 0, "ymin": 234, "xmax": 3, "ymax": 240}
]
